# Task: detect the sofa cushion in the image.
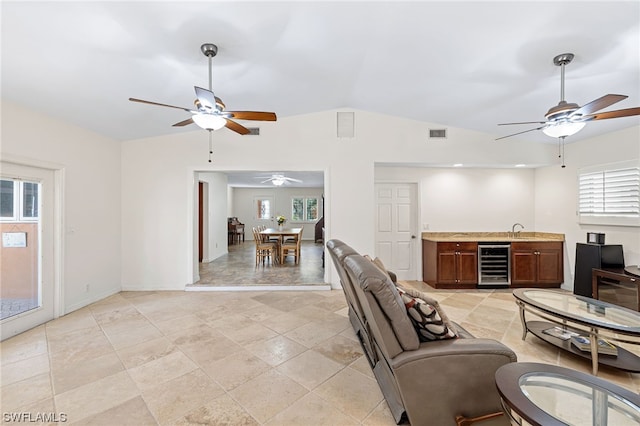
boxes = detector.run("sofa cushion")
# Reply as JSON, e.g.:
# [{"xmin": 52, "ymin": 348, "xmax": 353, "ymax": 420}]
[
  {"xmin": 344, "ymin": 255, "xmax": 420, "ymax": 351},
  {"xmin": 396, "ymin": 286, "xmax": 458, "ymax": 341}
]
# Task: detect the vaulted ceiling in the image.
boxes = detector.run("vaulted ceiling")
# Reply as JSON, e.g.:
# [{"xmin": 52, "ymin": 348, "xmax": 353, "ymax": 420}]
[{"xmin": 2, "ymin": 1, "xmax": 639, "ymax": 146}]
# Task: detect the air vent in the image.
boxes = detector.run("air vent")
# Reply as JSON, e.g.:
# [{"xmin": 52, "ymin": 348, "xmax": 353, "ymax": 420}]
[
  {"xmin": 247, "ymin": 127, "xmax": 260, "ymax": 135},
  {"xmin": 429, "ymin": 129, "xmax": 447, "ymax": 139},
  {"xmin": 337, "ymin": 112, "xmax": 355, "ymax": 138}
]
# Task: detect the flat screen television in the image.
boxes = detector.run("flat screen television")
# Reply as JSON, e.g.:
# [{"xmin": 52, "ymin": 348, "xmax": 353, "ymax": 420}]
[{"xmin": 600, "ymin": 244, "xmax": 625, "ymax": 268}]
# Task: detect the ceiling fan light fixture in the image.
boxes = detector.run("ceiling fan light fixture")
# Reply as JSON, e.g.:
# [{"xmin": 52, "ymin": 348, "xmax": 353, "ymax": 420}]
[
  {"xmin": 192, "ymin": 114, "xmax": 226, "ymax": 130},
  {"xmin": 272, "ymin": 177, "xmax": 286, "ymax": 186},
  {"xmin": 542, "ymin": 120, "xmax": 586, "ymax": 138}
]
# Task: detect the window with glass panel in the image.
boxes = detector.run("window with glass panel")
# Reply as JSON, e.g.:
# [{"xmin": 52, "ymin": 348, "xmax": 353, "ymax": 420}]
[
  {"xmin": 256, "ymin": 198, "xmax": 271, "ymax": 220},
  {"xmin": 1, "ymin": 179, "xmax": 40, "ymax": 222},
  {"xmin": 291, "ymin": 197, "xmax": 319, "ymax": 222}
]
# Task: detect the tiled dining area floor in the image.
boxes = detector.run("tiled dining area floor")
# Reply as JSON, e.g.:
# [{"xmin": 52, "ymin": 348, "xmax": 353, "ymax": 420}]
[
  {"xmin": 192, "ymin": 240, "xmax": 326, "ymax": 288},
  {"xmin": 2, "ymin": 283, "xmax": 639, "ymax": 425}
]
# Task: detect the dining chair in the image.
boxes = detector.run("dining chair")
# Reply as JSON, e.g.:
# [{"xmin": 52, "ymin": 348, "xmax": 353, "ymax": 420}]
[
  {"xmin": 280, "ymin": 226, "xmax": 302, "ymax": 265},
  {"xmin": 252, "ymin": 227, "xmax": 278, "ymax": 266}
]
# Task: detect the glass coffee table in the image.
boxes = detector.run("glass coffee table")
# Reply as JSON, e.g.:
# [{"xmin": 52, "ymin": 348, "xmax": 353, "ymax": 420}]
[
  {"xmin": 513, "ymin": 289, "xmax": 640, "ymax": 375},
  {"xmin": 495, "ymin": 362, "xmax": 640, "ymax": 426}
]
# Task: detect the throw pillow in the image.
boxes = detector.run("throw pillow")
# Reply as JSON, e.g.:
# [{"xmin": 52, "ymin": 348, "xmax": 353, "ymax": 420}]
[
  {"xmin": 364, "ymin": 255, "xmax": 393, "ymax": 281},
  {"xmin": 396, "ymin": 286, "xmax": 458, "ymax": 341}
]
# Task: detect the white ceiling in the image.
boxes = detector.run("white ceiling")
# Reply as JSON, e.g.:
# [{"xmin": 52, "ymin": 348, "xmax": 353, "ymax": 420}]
[
  {"xmin": 224, "ymin": 170, "xmax": 324, "ymax": 188},
  {"xmin": 2, "ymin": 1, "xmax": 639, "ymax": 148}
]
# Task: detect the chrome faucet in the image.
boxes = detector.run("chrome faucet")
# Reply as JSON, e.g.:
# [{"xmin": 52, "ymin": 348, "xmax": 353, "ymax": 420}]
[{"xmin": 510, "ymin": 223, "xmax": 524, "ymax": 238}]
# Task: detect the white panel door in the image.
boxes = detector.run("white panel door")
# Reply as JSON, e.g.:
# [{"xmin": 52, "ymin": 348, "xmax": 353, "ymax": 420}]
[{"xmin": 375, "ymin": 183, "xmax": 417, "ymax": 280}]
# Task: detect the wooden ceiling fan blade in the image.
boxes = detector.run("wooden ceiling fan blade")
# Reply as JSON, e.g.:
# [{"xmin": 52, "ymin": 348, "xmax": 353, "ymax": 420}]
[
  {"xmin": 584, "ymin": 107, "xmax": 640, "ymax": 121},
  {"xmin": 227, "ymin": 111, "xmax": 277, "ymax": 121},
  {"xmin": 172, "ymin": 117, "xmax": 194, "ymax": 127},
  {"xmin": 224, "ymin": 118, "xmax": 251, "ymax": 135},
  {"xmin": 129, "ymin": 98, "xmax": 192, "ymax": 112},
  {"xmin": 498, "ymin": 121, "xmax": 547, "ymax": 126},
  {"xmin": 571, "ymin": 94, "xmax": 628, "ymax": 117},
  {"xmin": 194, "ymin": 86, "xmax": 218, "ymax": 111},
  {"xmin": 495, "ymin": 125, "xmax": 546, "ymax": 141}
]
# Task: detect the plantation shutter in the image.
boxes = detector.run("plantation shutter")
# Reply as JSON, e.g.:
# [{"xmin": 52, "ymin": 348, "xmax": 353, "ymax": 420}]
[{"xmin": 579, "ymin": 167, "xmax": 640, "ymax": 217}]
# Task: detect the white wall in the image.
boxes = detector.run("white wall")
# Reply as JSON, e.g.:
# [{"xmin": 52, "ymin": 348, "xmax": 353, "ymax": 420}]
[
  {"xmin": 535, "ymin": 126, "xmax": 640, "ymax": 291},
  {"xmin": 376, "ymin": 167, "xmax": 536, "ymax": 232},
  {"xmin": 1, "ymin": 101, "xmax": 122, "ymax": 313},
  {"xmin": 231, "ymin": 186, "xmax": 324, "ymax": 241}
]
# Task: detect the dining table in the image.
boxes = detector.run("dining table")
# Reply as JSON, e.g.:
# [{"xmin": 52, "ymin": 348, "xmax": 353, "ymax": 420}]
[{"xmin": 259, "ymin": 228, "xmax": 303, "ymax": 264}]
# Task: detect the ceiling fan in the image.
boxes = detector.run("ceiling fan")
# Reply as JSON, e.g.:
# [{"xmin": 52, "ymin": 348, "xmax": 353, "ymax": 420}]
[
  {"xmin": 129, "ymin": 43, "xmax": 277, "ymax": 136},
  {"xmin": 257, "ymin": 174, "xmax": 303, "ymax": 186},
  {"xmin": 496, "ymin": 53, "xmax": 640, "ymax": 141}
]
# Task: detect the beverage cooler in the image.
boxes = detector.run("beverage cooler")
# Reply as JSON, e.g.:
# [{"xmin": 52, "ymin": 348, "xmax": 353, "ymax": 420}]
[{"xmin": 478, "ymin": 244, "xmax": 511, "ymax": 286}]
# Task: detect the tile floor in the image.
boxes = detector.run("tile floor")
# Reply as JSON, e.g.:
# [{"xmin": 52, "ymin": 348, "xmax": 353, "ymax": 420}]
[
  {"xmin": 192, "ymin": 241, "xmax": 326, "ymax": 288},
  {"xmin": 2, "ymin": 283, "xmax": 639, "ymax": 425}
]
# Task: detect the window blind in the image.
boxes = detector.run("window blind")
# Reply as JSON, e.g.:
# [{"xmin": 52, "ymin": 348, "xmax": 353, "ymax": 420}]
[{"xmin": 579, "ymin": 167, "xmax": 640, "ymax": 217}]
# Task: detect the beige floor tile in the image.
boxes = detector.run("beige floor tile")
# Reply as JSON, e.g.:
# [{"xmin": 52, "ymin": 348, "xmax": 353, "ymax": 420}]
[
  {"xmin": 246, "ymin": 335, "xmax": 307, "ymax": 366},
  {"xmin": 205, "ymin": 313, "xmax": 258, "ymax": 335},
  {"xmin": 128, "ymin": 351, "xmax": 198, "ymax": 391},
  {"xmin": 103, "ymin": 323, "xmax": 163, "ymax": 350},
  {"xmin": 45, "ymin": 307, "xmax": 98, "ymax": 338},
  {"xmin": 285, "ymin": 320, "xmax": 344, "ymax": 348},
  {"xmin": 348, "ymin": 355, "xmax": 375, "ymax": 379},
  {"xmin": 220, "ymin": 322, "xmax": 279, "ymax": 346},
  {"xmin": 152, "ymin": 314, "xmax": 205, "ymax": 335},
  {"xmin": 142, "ymin": 369, "xmax": 224, "ymax": 425},
  {"xmin": 259, "ymin": 311, "xmax": 313, "ymax": 334},
  {"xmin": 176, "ymin": 333, "xmax": 244, "ymax": 365},
  {"xmin": 229, "ymin": 369, "xmax": 308, "ymax": 423},
  {"xmin": 465, "ymin": 305, "xmax": 515, "ymax": 334},
  {"xmin": 173, "ymin": 394, "xmax": 259, "ymax": 426},
  {"xmin": 1, "ymin": 372, "xmax": 53, "ymax": 412},
  {"xmin": 314, "ymin": 367, "xmax": 384, "ymax": 421},
  {"xmin": 47, "ymin": 325, "xmax": 112, "ymax": 366},
  {"xmin": 1, "ymin": 352, "xmax": 49, "ymax": 387},
  {"xmin": 362, "ymin": 400, "xmax": 398, "ymax": 425},
  {"xmin": 202, "ymin": 349, "xmax": 271, "ymax": 391},
  {"xmin": 313, "ymin": 334, "xmax": 364, "ymax": 365},
  {"xmin": 72, "ymin": 396, "xmax": 156, "ymax": 426},
  {"xmin": 116, "ymin": 336, "xmax": 179, "ymax": 369},
  {"xmin": 266, "ymin": 392, "xmax": 358, "ymax": 425},
  {"xmin": 0, "ymin": 325, "xmax": 48, "ymax": 364},
  {"xmin": 277, "ymin": 349, "xmax": 344, "ymax": 390},
  {"xmin": 91, "ymin": 304, "xmax": 141, "ymax": 326},
  {"xmin": 166, "ymin": 324, "xmax": 221, "ymax": 346},
  {"xmin": 54, "ymin": 371, "xmax": 140, "ymax": 424},
  {"xmin": 4, "ymin": 283, "xmax": 640, "ymax": 426},
  {"xmin": 51, "ymin": 351, "xmax": 124, "ymax": 394}
]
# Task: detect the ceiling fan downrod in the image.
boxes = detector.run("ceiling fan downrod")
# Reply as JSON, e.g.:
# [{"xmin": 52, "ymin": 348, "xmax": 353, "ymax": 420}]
[
  {"xmin": 553, "ymin": 53, "xmax": 574, "ymax": 103},
  {"xmin": 201, "ymin": 43, "xmax": 218, "ymax": 92}
]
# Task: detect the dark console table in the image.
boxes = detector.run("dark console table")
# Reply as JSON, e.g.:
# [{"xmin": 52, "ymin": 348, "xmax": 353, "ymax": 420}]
[{"xmin": 592, "ymin": 266, "xmax": 640, "ymax": 312}]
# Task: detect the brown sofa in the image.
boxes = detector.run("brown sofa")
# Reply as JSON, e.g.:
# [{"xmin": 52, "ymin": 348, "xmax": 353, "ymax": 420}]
[{"xmin": 327, "ymin": 239, "xmax": 517, "ymax": 425}]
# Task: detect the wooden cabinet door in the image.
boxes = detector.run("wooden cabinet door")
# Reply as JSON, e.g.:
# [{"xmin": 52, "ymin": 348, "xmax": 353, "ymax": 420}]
[
  {"xmin": 437, "ymin": 251, "xmax": 457, "ymax": 284},
  {"xmin": 511, "ymin": 250, "xmax": 537, "ymax": 284},
  {"xmin": 458, "ymin": 251, "xmax": 478, "ymax": 284},
  {"xmin": 537, "ymin": 248, "xmax": 563, "ymax": 283}
]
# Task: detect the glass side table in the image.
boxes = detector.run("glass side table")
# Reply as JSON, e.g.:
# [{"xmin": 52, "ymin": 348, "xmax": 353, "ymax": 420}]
[{"xmin": 495, "ymin": 362, "xmax": 640, "ymax": 426}]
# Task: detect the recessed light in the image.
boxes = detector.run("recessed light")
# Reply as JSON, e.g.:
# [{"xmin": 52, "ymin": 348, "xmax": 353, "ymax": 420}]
[
  {"xmin": 453, "ymin": 163, "xmax": 463, "ymax": 167},
  {"xmin": 515, "ymin": 164, "xmax": 526, "ymax": 168}
]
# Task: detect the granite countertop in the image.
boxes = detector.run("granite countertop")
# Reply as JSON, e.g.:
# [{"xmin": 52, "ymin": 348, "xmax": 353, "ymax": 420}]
[{"xmin": 422, "ymin": 231, "xmax": 564, "ymax": 242}]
